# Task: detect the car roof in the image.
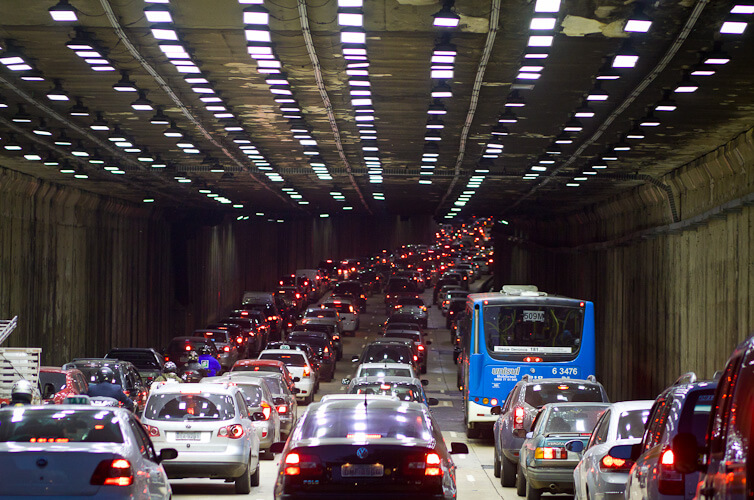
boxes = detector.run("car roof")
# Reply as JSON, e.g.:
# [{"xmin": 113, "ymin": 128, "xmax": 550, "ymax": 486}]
[
  {"xmin": 234, "ymin": 359, "xmax": 285, "ymax": 367},
  {"xmin": 542, "ymin": 402, "xmax": 612, "ymax": 410},
  {"xmin": 318, "ymin": 394, "xmax": 401, "ymax": 404},
  {"xmin": 606, "ymin": 400, "xmax": 655, "ymax": 414},
  {"xmin": 312, "ymin": 396, "xmax": 425, "ymax": 411},
  {"xmin": 351, "ymin": 376, "xmax": 423, "ymax": 386},
  {"xmin": 517, "ymin": 377, "xmax": 604, "ymax": 387},
  {"xmin": 150, "ymin": 381, "xmax": 241, "ymax": 395},
  {"xmin": 378, "ymin": 337, "xmax": 416, "ymax": 344},
  {"xmin": 205, "ymin": 374, "xmax": 265, "ymax": 387},
  {"xmin": 358, "ymin": 362, "xmax": 414, "ymax": 369},
  {"xmin": 260, "ymin": 348, "xmax": 310, "ymax": 357}
]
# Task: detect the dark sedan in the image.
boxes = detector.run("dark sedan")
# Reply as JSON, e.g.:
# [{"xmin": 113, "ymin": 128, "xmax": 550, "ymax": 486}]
[{"xmin": 271, "ymin": 396, "xmax": 468, "ymax": 500}]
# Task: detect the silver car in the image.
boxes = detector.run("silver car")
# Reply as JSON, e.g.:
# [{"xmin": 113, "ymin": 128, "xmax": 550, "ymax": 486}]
[
  {"xmin": 0, "ymin": 404, "xmax": 176, "ymax": 499},
  {"xmin": 229, "ymin": 371, "xmax": 299, "ymax": 440},
  {"xmin": 571, "ymin": 400, "xmax": 653, "ymax": 500},
  {"xmin": 394, "ymin": 296, "xmax": 428, "ymax": 327},
  {"xmin": 204, "ymin": 374, "xmax": 282, "ymax": 459},
  {"xmin": 141, "ymin": 382, "xmax": 261, "ymax": 493}
]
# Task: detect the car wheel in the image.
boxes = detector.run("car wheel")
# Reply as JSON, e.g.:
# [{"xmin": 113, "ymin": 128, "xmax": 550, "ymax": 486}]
[
  {"xmin": 421, "ymin": 363, "xmax": 427, "ymax": 374},
  {"xmin": 501, "ymin": 455, "xmax": 516, "ymax": 487},
  {"xmin": 303, "ymin": 394, "xmax": 312, "ymax": 405},
  {"xmin": 526, "ymin": 477, "xmax": 541, "ymax": 500},
  {"xmin": 250, "ymin": 462, "xmax": 260, "ymax": 487},
  {"xmin": 493, "ymin": 448, "xmax": 501, "ymax": 478},
  {"xmin": 234, "ymin": 459, "xmax": 252, "ymax": 494},
  {"xmin": 516, "ymin": 464, "xmax": 526, "ymax": 497}
]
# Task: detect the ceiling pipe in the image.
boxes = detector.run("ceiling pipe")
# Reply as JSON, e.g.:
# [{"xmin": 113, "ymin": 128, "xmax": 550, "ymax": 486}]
[
  {"xmin": 296, "ymin": 0, "xmax": 371, "ymax": 214},
  {"xmin": 435, "ymin": 0, "xmax": 502, "ymax": 215},
  {"xmin": 99, "ymin": 0, "xmax": 296, "ymax": 208},
  {"xmin": 505, "ymin": 0, "xmax": 710, "ymax": 222}
]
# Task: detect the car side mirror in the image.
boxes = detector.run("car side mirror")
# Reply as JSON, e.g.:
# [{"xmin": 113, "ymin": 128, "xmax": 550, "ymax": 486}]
[
  {"xmin": 490, "ymin": 405, "xmax": 502, "ymax": 415},
  {"xmin": 425, "ymin": 340, "xmax": 432, "ymax": 345},
  {"xmin": 673, "ymin": 432, "xmax": 702, "ymax": 474},
  {"xmin": 564, "ymin": 440, "xmax": 584, "ymax": 453},
  {"xmin": 270, "ymin": 441, "xmax": 286, "ymax": 454},
  {"xmin": 273, "ymin": 397, "xmax": 285, "ymax": 406},
  {"xmin": 292, "ymin": 387, "xmax": 300, "ymax": 394},
  {"xmin": 428, "ymin": 398, "xmax": 439, "ymax": 406},
  {"xmin": 251, "ymin": 411, "xmax": 267, "ymax": 421},
  {"xmin": 351, "ymin": 356, "xmax": 359, "ymax": 363},
  {"xmin": 608, "ymin": 443, "xmax": 643, "ymax": 462},
  {"xmin": 157, "ymin": 448, "xmax": 178, "ymax": 463},
  {"xmin": 421, "ymin": 379, "xmax": 429, "ymax": 386},
  {"xmin": 292, "ymin": 377, "xmax": 301, "ymax": 382},
  {"xmin": 525, "ymin": 432, "xmax": 533, "ymax": 439},
  {"xmin": 450, "ymin": 442, "xmax": 469, "ymax": 454},
  {"xmin": 341, "ymin": 378, "xmax": 351, "ymax": 386}
]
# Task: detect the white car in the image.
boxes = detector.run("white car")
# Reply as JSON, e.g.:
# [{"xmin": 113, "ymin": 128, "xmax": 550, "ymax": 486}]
[
  {"xmin": 0, "ymin": 404, "xmax": 176, "ymax": 499},
  {"xmin": 572, "ymin": 400, "xmax": 654, "ymax": 500},
  {"xmin": 141, "ymin": 382, "xmax": 261, "ymax": 493},
  {"xmin": 321, "ymin": 297, "xmax": 359, "ymax": 335},
  {"xmin": 300, "ymin": 307, "xmax": 344, "ymax": 336},
  {"xmin": 258, "ymin": 348, "xmax": 318, "ymax": 405},
  {"xmin": 354, "ymin": 362, "xmax": 418, "ymax": 380}
]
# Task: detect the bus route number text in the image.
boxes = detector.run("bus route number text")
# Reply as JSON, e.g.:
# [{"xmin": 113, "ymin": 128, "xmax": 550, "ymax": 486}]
[
  {"xmin": 523, "ymin": 310, "xmax": 545, "ymax": 322},
  {"xmin": 552, "ymin": 367, "xmax": 579, "ymax": 376}
]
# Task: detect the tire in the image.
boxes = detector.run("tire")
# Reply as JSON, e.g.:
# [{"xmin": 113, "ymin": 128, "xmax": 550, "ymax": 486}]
[
  {"xmin": 302, "ymin": 394, "xmax": 312, "ymax": 405},
  {"xmin": 516, "ymin": 464, "xmax": 526, "ymax": 497},
  {"xmin": 493, "ymin": 448, "xmax": 501, "ymax": 478},
  {"xmin": 466, "ymin": 424, "xmax": 481, "ymax": 439},
  {"xmin": 250, "ymin": 463, "xmax": 260, "ymax": 486},
  {"xmin": 420, "ymin": 363, "xmax": 427, "ymax": 374},
  {"xmin": 501, "ymin": 455, "xmax": 516, "ymax": 487},
  {"xmin": 234, "ymin": 459, "xmax": 252, "ymax": 494},
  {"xmin": 526, "ymin": 480, "xmax": 542, "ymax": 500}
]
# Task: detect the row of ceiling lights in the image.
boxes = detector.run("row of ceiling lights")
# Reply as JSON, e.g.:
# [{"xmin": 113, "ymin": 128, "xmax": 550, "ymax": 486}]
[
  {"xmin": 241, "ymin": 0, "xmax": 335, "ymax": 208},
  {"xmin": 337, "ymin": 0, "xmax": 384, "ymax": 204}
]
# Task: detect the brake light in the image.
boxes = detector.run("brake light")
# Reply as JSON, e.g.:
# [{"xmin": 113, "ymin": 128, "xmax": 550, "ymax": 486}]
[
  {"xmin": 261, "ymin": 401, "xmax": 272, "ymax": 420},
  {"xmin": 303, "ymin": 367, "xmax": 311, "ymax": 377},
  {"xmin": 658, "ymin": 448, "xmax": 684, "ymax": 495},
  {"xmin": 185, "ymin": 345, "xmax": 192, "ymax": 351},
  {"xmin": 349, "ymin": 305, "xmax": 354, "ymax": 313},
  {"xmin": 418, "ymin": 345, "xmax": 425, "ymax": 351},
  {"xmin": 405, "ymin": 452, "xmax": 444, "ymax": 477},
  {"xmin": 90, "ymin": 458, "xmax": 133, "ymax": 486},
  {"xmin": 277, "ymin": 404, "xmax": 288, "ymax": 414},
  {"xmin": 164, "ymin": 356, "xmax": 169, "ymax": 361},
  {"xmin": 236, "ymin": 337, "xmax": 244, "ymax": 344},
  {"xmin": 241, "ymin": 311, "xmax": 248, "ymax": 316},
  {"xmin": 142, "ymin": 424, "xmax": 160, "ymax": 437},
  {"xmin": 514, "ymin": 407, "xmax": 525, "ymax": 429},
  {"xmin": 535, "ymin": 447, "xmax": 568, "ymax": 459},
  {"xmin": 283, "ymin": 452, "xmax": 323, "ymax": 476},
  {"xmin": 218, "ymin": 424, "xmax": 245, "ymax": 439},
  {"xmin": 524, "ymin": 357, "xmax": 543, "ymax": 362},
  {"xmin": 600, "ymin": 454, "xmax": 633, "ymax": 471},
  {"xmin": 413, "ymin": 355, "xmax": 418, "ymax": 361},
  {"xmin": 268, "ymin": 316, "xmax": 278, "ymax": 321},
  {"xmin": 224, "ymin": 346, "xmax": 230, "ymax": 352},
  {"xmin": 333, "ymin": 335, "xmax": 340, "ymax": 341}
]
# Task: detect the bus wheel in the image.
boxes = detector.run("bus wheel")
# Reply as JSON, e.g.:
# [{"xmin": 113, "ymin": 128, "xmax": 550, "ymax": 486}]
[{"xmin": 466, "ymin": 424, "xmax": 481, "ymax": 439}]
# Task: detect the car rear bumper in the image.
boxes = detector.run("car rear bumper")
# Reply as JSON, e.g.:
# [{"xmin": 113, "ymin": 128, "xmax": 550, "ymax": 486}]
[
  {"xmin": 527, "ymin": 466, "xmax": 576, "ymax": 490},
  {"xmin": 276, "ymin": 492, "xmax": 451, "ymax": 500},
  {"xmin": 163, "ymin": 460, "xmax": 248, "ymax": 479}
]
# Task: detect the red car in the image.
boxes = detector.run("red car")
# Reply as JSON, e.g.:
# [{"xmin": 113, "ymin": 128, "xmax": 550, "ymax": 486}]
[
  {"xmin": 39, "ymin": 366, "xmax": 89, "ymax": 404},
  {"xmin": 231, "ymin": 359, "xmax": 299, "ymax": 395}
]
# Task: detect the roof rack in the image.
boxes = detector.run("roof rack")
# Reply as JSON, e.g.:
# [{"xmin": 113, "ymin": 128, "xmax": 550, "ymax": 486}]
[
  {"xmin": 586, "ymin": 375, "xmax": 597, "ymax": 383},
  {"xmin": 673, "ymin": 372, "xmax": 698, "ymax": 386},
  {"xmin": 500, "ymin": 285, "xmax": 547, "ymax": 297}
]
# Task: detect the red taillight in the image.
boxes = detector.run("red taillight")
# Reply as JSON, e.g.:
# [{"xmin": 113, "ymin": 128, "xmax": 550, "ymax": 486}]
[
  {"xmin": 241, "ymin": 311, "xmax": 249, "ymax": 316},
  {"xmin": 405, "ymin": 452, "xmax": 444, "ymax": 477},
  {"xmin": 185, "ymin": 345, "xmax": 192, "ymax": 351},
  {"xmin": 283, "ymin": 452, "xmax": 322, "ymax": 476},
  {"xmin": 218, "ymin": 424, "xmax": 245, "ymax": 439},
  {"xmin": 268, "ymin": 316, "xmax": 278, "ymax": 321},
  {"xmin": 349, "ymin": 305, "xmax": 354, "ymax": 313},
  {"xmin": 142, "ymin": 424, "xmax": 160, "ymax": 437},
  {"xmin": 535, "ymin": 447, "xmax": 568, "ymax": 459},
  {"xmin": 333, "ymin": 335, "xmax": 340, "ymax": 341},
  {"xmin": 600, "ymin": 454, "xmax": 632, "ymax": 472},
  {"xmin": 514, "ymin": 407, "xmax": 525, "ymax": 429},
  {"xmin": 236, "ymin": 337, "xmax": 244, "ymax": 344},
  {"xmin": 224, "ymin": 346, "xmax": 230, "ymax": 352},
  {"xmin": 90, "ymin": 458, "xmax": 133, "ymax": 486},
  {"xmin": 418, "ymin": 345, "xmax": 425, "ymax": 351},
  {"xmin": 164, "ymin": 356, "xmax": 169, "ymax": 361},
  {"xmin": 261, "ymin": 401, "xmax": 272, "ymax": 420},
  {"xmin": 277, "ymin": 404, "xmax": 288, "ymax": 414},
  {"xmin": 658, "ymin": 448, "xmax": 684, "ymax": 495},
  {"xmin": 303, "ymin": 367, "xmax": 311, "ymax": 377},
  {"xmin": 524, "ymin": 356, "xmax": 543, "ymax": 362}
]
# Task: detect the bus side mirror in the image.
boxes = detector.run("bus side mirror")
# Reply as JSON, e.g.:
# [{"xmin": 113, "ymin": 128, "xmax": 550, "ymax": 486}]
[
  {"xmin": 673, "ymin": 432, "xmax": 702, "ymax": 474},
  {"xmin": 565, "ymin": 440, "xmax": 584, "ymax": 453},
  {"xmin": 490, "ymin": 405, "xmax": 502, "ymax": 415},
  {"xmin": 427, "ymin": 398, "xmax": 439, "ymax": 406}
]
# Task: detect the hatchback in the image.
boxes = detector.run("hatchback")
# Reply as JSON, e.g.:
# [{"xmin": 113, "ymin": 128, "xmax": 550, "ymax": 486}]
[
  {"xmin": 271, "ymin": 396, "xmax": 469, "ymax": 499},
  {"xmin": 0, "ymin": 405, "xmax": 177, "ymax": 498},
  {"xmin": 345, "ymin": 376, "xmax": 438, "ymax": 407},
  {"xmin": 354, "ymin": 340, "xmax": 419, "ymax": 374},
  {"xmin": 353, "ymin": 362, "xmax": 418, "ymax": 380},
  {"xmin": 229, "ymin": 371, "xmax": 299, "ymax": 440},
  {"xmin": 394, "ymin": 296, "xmax": 428, "ymax": 328},
  {"xmin": 141, "ymin": 382, "xmax": 261, "ymax": 493},
  {"xmin": 62, "ymin": 358, "xmax": 149, "ymax": 413},
  {"xmin": 259, "ymin": 349, "xmax": 318, "ymax": 405}
]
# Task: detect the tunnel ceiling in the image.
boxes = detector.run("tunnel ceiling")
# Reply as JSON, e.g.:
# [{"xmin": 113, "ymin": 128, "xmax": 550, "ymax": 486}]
[{"xmin": 0, "ymin": 0, "xmax": 752, "ymax": 221}]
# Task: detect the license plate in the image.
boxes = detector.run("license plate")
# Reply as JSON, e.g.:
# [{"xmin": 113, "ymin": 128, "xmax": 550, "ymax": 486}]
[
  {"xmin": 341, "ymin": 464, "xmax": 384, "ymax": 477},
  {"xmin": 175, "ymin": 432, "xmax": 200, "ymax": 441}
]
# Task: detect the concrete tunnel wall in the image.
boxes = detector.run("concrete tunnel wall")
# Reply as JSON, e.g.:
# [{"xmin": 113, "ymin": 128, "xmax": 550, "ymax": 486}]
[
  {"xmin": 0, "ymin": 167, "xmax": 436, "ymax": 365},
  {"xmin": 492, "ymin": 126, "xmax": 754, "ymax": 402}
]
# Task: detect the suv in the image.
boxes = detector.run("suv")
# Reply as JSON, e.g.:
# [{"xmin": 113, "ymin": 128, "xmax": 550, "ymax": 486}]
[
  {"xmin": 612, "ymin": 373, "xmax": 717, "ymax": 500},
  {"xmin": 62, "ymin": 358, "xmax": 149, "ymax": 413},
  {"xmin": 104, "ymin": 347, "xmax": 164, "ymax": 386},
  {"xmin": 142, "ymin": 382, "xmax": 262, "ymax": 493},
  {"xmin": 332, "ymin": 280, "xmax": 367, "ymax": 312},
  {"xmin": 258, "ymin": 349, "xmax": 318, "ymax": 405},
  {"xmin": 491, "ymin": 375, "xmax": 609, "ymax": 487},
  {"xmin": 673, "ymin": 335, "xmax": 754, "ymax": 500}
]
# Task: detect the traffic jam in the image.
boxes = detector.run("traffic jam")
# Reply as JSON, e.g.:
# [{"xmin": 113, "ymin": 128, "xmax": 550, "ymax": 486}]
[{"xmin": 1, "ymin": 219, "xmax": 751, "ymax": 500}]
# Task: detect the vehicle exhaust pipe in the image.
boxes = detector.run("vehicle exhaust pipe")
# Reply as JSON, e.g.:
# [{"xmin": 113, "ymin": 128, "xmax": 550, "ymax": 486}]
[{"xmin": 549, "ymin": 484, "xmax": 558, "ymax": 492}]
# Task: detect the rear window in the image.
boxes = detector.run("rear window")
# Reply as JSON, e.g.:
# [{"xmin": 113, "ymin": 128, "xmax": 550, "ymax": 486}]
[
  {"xmin": 305, "ymin": 310, "xmax": 336, "ymax": 318},
  {"xmin": 289, "ymin": 336, "xmax": 328, "ymax": 348},
  {"xmin": 324, "ymin": 302, "xmax": 352, "ymax": 313},
  {"xmin": 233, "ymin": 364, "xmax": 281, "ymax": 374},
  {"xmin": 545, "ymin": 405, "xmax": 607, "ymax": 434},
  {"xmin": 144, "ymin": 393, "xmax": 236, "ymax": 421},
  {"xmin": 351, "ymin": 384, "xmax": 421, "ymax": 402},
  {"xmin": 0, "ymin": 409, "xmax": 123, "ymax": 443},
  {"xmin": 363, "ymin": 346, "xmax": 413, "ymax": 365},
  {"xmin": 524, "ymin": 383, "xmax": 605, "ymax": 407},
  {"xmin": 107, "ymin": 351, "xmax": 160, "ymax": 370},
  {"xmin": 236, "ymin": 385, "xmax": 264, "ymax": 406},
  {"xmin": 260, "ymin": 352, "xmax": 307, "ymax": 367},
  {"xmin": 384, "ymin": 332, "xmax": 419, "ymax": 342},
  {"xmin": 617, "ymin": 408, "xmax": 651, "ymax": 440},
  {"xmin": 194, "ymin": 331, "xmax": 230, "ymax": 343},
  {"xmin": 360, "ymin": 367, "xmax": 413, "ymax": 378},
  {"xmin": 678, "ymin": 389, "xmax": 716, "ymax": 446},
  {"xmin": 39, "ymin": 372, "xmax": 67, "ymax": 392},
  {"xmin": 300, "ymin": 407, "xmax": 430, "ymax": 440},
  {"xmin": 398, "ymin": 298, "xmax": 424, "ymax": 306},
  {"xmin": 65, "ymin": 363, "xmax": 123, "ymax": 385}
]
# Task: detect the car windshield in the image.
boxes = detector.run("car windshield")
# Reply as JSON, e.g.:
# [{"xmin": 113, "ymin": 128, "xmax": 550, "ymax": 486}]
[
  {"xmin": 0, "ymin": 409, "xmax": 123, "ymax": 443},
  {"xmin": 39, "ymin": 372, "xmax": 67, "ymax": 392},
  {"xmin": 363, "ymin": 346, "xmax": 412, "ymax": 364},
  {"xmin": 398, "ymin": 298, "xmax": 424, "ymax": 306},
  {"xmin": 678, "ymin": 389, "xmax": 716, "ymax": 446},
  {"xmin": 107, "ymin": 351, "xmax": 160, "ymax": 370},
  {"xmin": 352, "ymin": 384, "xmax": 421, "ymax": 402},
  {"xmin": 260, "ymin": 352, "xmax": 307, "ymax": 367},
  {"xmin": 483, "ymin": 304, "xmax": 584, "ymax": 361},
  {"xmin": 360, "ymin": 367, "xmax": 413, "ymax": 378},
  {"xmin": 144, "ymin": 393, "xmax": 236, "ymax": 421},
  {"xmin": 300, "ymin": 407, "xmax": 431, "ymax": 440},
  {"xmin": 544, "ymin": 405, "xmax": 607, "ymax": 434},
  {"xmin": 235, "ymin": 385, "xmax": 264, "ymax": 406},
  {"xmin": 524, "ymin": 383, "xmax": 604, "ymax": 407},
  {"xmin": 66, "ymin": 363, "xmax": 121, "ymax": 384},
  {"xmin": 617, "ymin": 409, "xmax": 651, "ymax": 439}
]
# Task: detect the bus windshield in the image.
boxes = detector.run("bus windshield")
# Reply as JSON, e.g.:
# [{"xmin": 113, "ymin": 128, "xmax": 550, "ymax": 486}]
[{"xmin": 482, "ymin": 305, "xmax": 584, "ymax": 361}]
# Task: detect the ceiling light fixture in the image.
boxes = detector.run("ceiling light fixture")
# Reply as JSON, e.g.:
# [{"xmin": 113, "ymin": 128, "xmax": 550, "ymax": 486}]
[
  {"xmin": 11, "ymin": 105, "xmax": 32, "ymax": 123},
  {"xmin": 150, "ymin": 107, "xmax": 170, "ymax": 125},
  {"xmin": 612, "ymin": 41, "xmax": 639, "ymax": 68},
  {"xmin": 719, "ymin": 15, "xmax": 748, "ymax": 34},
  {"xmin": 143, "ymin": 4, "xmax": 173, "ymax": 23},
  {"xmin": 243, "ymin": 5, "xmax": 269, "ymax": 24},
  {"xmin": 624, "ymin": 5, "xmax": 652, "ymax": 33},
  {"xmin": 46, "ymin": 79, "xmax": 69, "ymax": 101},
  {"xmin": 431, "ymin": 82, "xmax": 452, "ymax": 98},
  {"xmin": 534, "ymin": 0, "xmax": 561, "ymax": 13},
  {"xmin": 130, "ymin": 90, "xmax": 154, "ymax": 111},
  {"xmin": 498, "ymin": 110, "xmax": 518, "ymax": 123},
  {"xmin": 90, "ymin": 112, "xmax": 110, "ymax": 131},
  {"xmin": 654, "ymin": 90, "xmax": 677, "ymax": 111},
  {"xmin": 113, "ymin": 71, "xmax": 138, "ymax": 92},
  {"xmin": 586, "ymin": 83, "xmax": 609, "ymax": 101},
  {"xmin": 49, "ymin": 0, "xmax": 78, "ymax": 22},
  {"xmin": 673, "ymin": 72, "xmax": 699, "ymax": 93},
  {"xmin": 433, "ymin": 1, "xmax": 461, "ymax": 27}
]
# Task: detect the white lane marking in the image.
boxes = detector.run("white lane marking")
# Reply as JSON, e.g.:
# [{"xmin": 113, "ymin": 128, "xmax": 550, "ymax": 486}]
[
  {"xmin": 437, "ymin": 377, "xmax": 443, "ymax": 382},
  {"xmin": 466, "ymin": 474, "xmax": 476, "ymax": 482},
  {"xmin": 449, "ymin": 431, "xmax": 458, "ymax": 438},
  {"xmin": 439, "ymin": 400, "xmax": 453, "ymax": 407},
  {"xmin": 440, "ymin": 389, "xmax": 446, "ymax": 394}
]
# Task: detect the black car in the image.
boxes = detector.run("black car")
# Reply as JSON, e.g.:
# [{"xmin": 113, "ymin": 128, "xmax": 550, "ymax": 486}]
[
  {"xmin": 296, "ymin": 323, "xmax": 342, "ymax": 360},
  {"xmin": 353, "ymin": 340, "xmax": 418, "ymax": 374},
  {"xmin": 104, "ymin": 347, "xmax": 164, "ymax": 386},
  {"xmin": 61, "ymin": 358, "xmax": 148, "ymax": 413},
  {"xmin": 162, "ymin": 336, "xmax": 220, "ymax": 369},
  {"xmin": 286, "ymin": 331, "xmax": 337, "ymax": 382},
  {"xmin": 271, "ymin": 396, "xmax": 468, "ymax": 499},
  {"xmin": 221, "ymin": 316, "xmax": 266, "ymax": 356},
  {"xmin": 332, "ymin": 280, "xmax": 367, "ymax": 312}
]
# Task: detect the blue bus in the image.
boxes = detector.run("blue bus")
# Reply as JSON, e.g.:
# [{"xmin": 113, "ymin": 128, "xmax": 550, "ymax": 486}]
[{"xmin": 457, "ymin": 285, "xmax": 596, "ymax": 437}]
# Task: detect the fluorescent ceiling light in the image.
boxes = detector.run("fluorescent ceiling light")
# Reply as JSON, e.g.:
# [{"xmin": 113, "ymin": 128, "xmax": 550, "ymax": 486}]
[
  {"xmin": 245, "ymin": 29, "xmax": 271, "ymax": 42},
  {"xmin": 341, "ymin": 29, "xmax": 366, "ymax": 44},
  {"xmin": 731, "ymin": 3, "xmax": 754, "ymax": 14},
  {"xmin": 49, "ymin": 0, "xmax": 78, "ymax": 22},
  {"xmin": 528, "ymin": 35, "xmax": 553, "ymax": 46},
  {"xmin": 720, "ymin": 19, "xmax": 748, "ymax": 34},
  {"xmin": 151, "ymin": 27, "xmax": 178, "ymax": 40},
  {"xmin": 534, "ymin": 0, "xmax": 561, "ymax": 13},
  {"xmin": 530, "ymin": 17, "xmax": 556, "ymax": 30},
  {"xmin": 144, "ymin": 6, "xmax": 172, "ymax": 23},
  {"xmin": 338, "ymin": 10, "xmax": 363, "ymax": 26},
  {"xmin": 431, "ymin": 69, "xmax": 454, "ymax": 79},
  {"xmin": 243, "ymin": 6, "xmax": 269, "ymax": 25}
]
